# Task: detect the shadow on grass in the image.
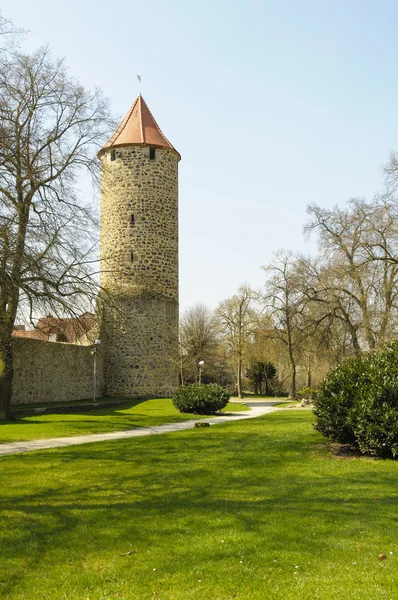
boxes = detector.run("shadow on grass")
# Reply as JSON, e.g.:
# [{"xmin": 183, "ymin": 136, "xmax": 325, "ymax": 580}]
[
  {"xmin": 0, "ymin": 398, "xmax": 214, "ymax": 443},
  {"xmin": 1, "ymin": 412, "xmax": 398, "ymax": 597}
]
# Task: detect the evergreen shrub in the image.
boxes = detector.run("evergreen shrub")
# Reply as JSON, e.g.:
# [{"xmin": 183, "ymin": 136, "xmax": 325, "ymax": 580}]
[
  {"xmin": 313, "ymin": 356, "xmax": 366, "ymax": 444},
  {"xmin": 314, "ymin": 341, "xmax": 398, "ymax": 457},
  {"xmin": 297, "ymin": 387, "xmax": 317, "ymax": 403},
  {"xmin": 353, "ymin": 342, "xmax": 398, "ymax": 457},
  {"xmin": 173, "ymin": 384, "xmax": 230, "ymax": 415}
]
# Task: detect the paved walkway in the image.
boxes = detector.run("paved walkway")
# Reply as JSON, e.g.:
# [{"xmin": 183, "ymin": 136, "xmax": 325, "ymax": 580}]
[{"xmin": 0, "ymin": 401, "xmax": 282, "ymax": 457}]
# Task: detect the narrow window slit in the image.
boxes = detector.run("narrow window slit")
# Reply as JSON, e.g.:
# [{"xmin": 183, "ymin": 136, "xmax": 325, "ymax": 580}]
[
  {"xmin": 149, "ymin": 147, "xmax": 156, "ymax": 160},
  {"xmin": 110, "ymin": 149, "xmax": 116, "ymax": 161}
]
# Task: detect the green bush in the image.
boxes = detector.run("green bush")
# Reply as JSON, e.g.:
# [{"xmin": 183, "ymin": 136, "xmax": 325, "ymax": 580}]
[
  {"xmin": 314, "ymin": 341, "xmax": 398, "ymax": 458},
  {"xmin": 353, "ymin": 342, "xmax": 398, "ymax": 457},
  {"xmin": 173, "ymin": 384, "xmax": 230, "ymax": 415},
  {"xmin": 313, "ymin": 356, "xmax": 368, "ymax": 445},
  {"xmin": 297, "ymin": 387, "xmax": 315, "ymax": 398}
]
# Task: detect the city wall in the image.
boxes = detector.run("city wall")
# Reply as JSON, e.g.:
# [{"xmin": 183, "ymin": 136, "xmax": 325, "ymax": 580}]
[{"xmin": 11, "ymin": 338, "xmax": 103, "ymax": 405}]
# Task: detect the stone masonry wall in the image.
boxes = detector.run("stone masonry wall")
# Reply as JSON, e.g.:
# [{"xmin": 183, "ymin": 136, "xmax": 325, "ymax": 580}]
[
  {"xmin": 102, "ymin": 291, "xmax": 178, "ymax": 398},
  {"xmin": 99, "ymin": 145, "xmax": 179, "ymax": 398},
  {"xmin": 11, "ymin": 337, "xmax": 103, "ymax": 405},
  {"xmin": 100, "ymin": 146, "xmax": 178, "ymax": 299}
]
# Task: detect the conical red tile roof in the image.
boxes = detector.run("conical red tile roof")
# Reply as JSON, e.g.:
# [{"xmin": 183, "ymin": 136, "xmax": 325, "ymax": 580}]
[{"xmin": 99, "ymin": 95, "xmax": 180, "ymax": 160}]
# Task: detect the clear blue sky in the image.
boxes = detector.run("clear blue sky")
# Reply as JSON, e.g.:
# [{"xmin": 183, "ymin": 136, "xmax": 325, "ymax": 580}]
[{"xmin": 5, "ymin": 0, "xmax": 398, "ymax": 312}]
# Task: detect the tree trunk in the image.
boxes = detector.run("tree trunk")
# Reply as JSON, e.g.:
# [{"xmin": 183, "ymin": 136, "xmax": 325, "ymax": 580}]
[
  {"xmin": 348, "ymin": 323, "xmax": 362, "ymax": 357},
  {"xmin": 264, "ymin": 373, "xmax": 270, "ymax": 396},
  {"xmin": 379, "ymin": 265, "xmax": 396, "ymax": 346},
  {"xmin": 0, "ymin": 331, "xmax": 13, "ymax": 420},
  {"xmin": 289, "ymin": 364, "xmax": 296, "ymax": 399},
  {"xmin": 237, "ymin": 358, "xmax": 244, "ymax": 399},
  {"xmin": 338, "ymin": 303, "xmax": 362, "ymax": 357},
  {"xmin": 180, "ymin": 359, "xmax": 184, "ymax": 387},
  {"xmin": 307, "ymin": 355, "xmax": 312, "ymax": 388},
  {"xmin": 286, "ymin": 310, "xmax": 296, "ymax": 399}
]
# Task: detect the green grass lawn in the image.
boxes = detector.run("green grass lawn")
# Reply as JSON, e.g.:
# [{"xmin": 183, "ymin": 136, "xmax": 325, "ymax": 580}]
[
  {"xmin": 0, "ymin": 399, "xmax": 247, "ymax": 443},
  {"xmin": 1, "ymin": 411, "xmax": 397, "ymax": 599}
]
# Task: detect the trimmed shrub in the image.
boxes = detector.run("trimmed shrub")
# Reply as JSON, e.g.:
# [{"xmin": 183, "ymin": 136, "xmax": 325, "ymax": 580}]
[
  {"xmin": 297, "ymin": 387, "xmax": 317, "ymax": 400},
  {"xmin": 173, "ymin": 384, "xmax": 230, "ymax": 415},
  {"xmin": 314, "ymin": 340, "xmax": 398, "ymax": 458},
  {"xmin": 353, "ymin": 342, "xmax": 398, "ymax": 457},
  {"xmin": 297, "ymin": 387, "xmax": 317, "ymax": 405},
  {"xmin": 313, "ymin": 356, "xmax": 367, "ymax": 445}
]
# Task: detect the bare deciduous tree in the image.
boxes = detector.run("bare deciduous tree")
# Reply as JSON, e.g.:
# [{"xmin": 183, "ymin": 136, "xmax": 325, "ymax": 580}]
[
  {"xmin": 179, "ymin": 303, "xmax": 219, "ymax": 383},
  {"xmin": 216, "ymin": 286, "xmax": 257, "ymax": 399},
  {"xmin": 261, "ymin": 251, "xmax": 310, "ymax": 398},
  {"xmin": 0, "ymin": 45, "xmax": 115, "ymax": 419},
  {"xmin": 0, "ymin": 13, "xmax": 23, "ymax": 54},
  {"xmin": 305, "ymin": 198, "xmax": 398, "ymax": 355}
]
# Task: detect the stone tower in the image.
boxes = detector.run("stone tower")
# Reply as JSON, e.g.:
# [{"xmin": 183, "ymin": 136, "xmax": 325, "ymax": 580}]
[{"xmin": 98, "ymin": 95, "xmax": 180, "ymax": 397}]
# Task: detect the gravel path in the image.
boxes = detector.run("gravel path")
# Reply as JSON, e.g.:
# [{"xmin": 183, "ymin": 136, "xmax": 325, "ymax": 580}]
[{"xmin": 0, "ymin": 401, "xmax": 282, "ymax": 457}]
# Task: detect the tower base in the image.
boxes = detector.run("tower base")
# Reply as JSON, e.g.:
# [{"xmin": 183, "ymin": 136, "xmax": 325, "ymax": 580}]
[{"xmin": 101, "ymin": 292, "xmax": 179, "ymax": 398}]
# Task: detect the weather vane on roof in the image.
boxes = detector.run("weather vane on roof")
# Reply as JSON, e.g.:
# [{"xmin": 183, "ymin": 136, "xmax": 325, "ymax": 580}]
[{"xmin": 136, "ymin": 74, "xmax": 141, "ymax": 84}]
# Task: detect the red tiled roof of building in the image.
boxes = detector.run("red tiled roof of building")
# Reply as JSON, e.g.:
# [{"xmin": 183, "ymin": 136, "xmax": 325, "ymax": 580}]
[
  {"xmin": 12, "ymin": 314, "xmax": 95, "ymax": 344},
  {"xmin": 12, "ymin": 329, "xmax": 48, "ymax": 341},
  {"xmin": 37, "ymin": 315, "xmax": 95, "ymax": 343},
  {"xmin": 99, "ymin": 94, "xmax": 180, "ymax": 160}
]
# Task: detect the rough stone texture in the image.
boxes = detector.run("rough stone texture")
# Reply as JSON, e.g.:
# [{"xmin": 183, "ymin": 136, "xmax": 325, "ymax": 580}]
[
  {"xmin": 11, "ymin": 338, "xmax": 103, "ymax": 405},
  {"xmin": 100, "ymin": 145, "xmax": 179, "ymax": 397}
]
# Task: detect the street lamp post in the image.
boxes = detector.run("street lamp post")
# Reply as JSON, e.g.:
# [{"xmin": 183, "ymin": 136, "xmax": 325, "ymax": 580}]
[
  {"xmin": 92, "ymin": 339, "xmax": 101, "ymax": 403},
  {"xmin": 198, "ymin": 360, "xmax": 204, "ymax": 385}
]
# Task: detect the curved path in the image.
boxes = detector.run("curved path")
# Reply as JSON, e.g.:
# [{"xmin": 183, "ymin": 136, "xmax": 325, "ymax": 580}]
[{"xmin": 0, "ymin": 401, "xmax": 283, "ymax": 457}]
